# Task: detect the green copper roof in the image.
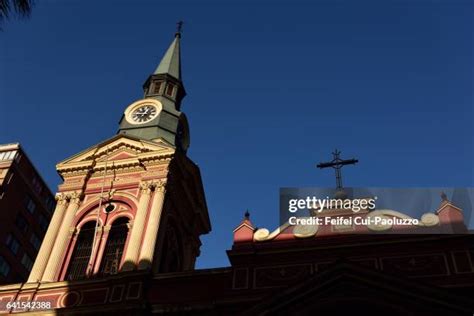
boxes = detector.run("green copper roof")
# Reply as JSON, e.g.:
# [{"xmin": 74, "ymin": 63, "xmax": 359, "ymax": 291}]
[{"xmin": 154, "ymin": 34, "xmax": 181, "ymax": 80}]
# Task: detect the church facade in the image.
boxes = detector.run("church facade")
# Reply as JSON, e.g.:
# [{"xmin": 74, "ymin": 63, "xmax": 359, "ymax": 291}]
[{"xmin": 0, "ymin": 29, "xmax": 473, "ymax": 315}]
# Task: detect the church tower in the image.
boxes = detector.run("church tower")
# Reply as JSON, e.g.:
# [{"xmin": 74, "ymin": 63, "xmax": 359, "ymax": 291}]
[
  {"xmin": 27, "ymin": 28, "xmax": 211, "ymax": 283},
  {"xmin": 117, "ymin": 24, "xmax": 189, "ymax": 151}
]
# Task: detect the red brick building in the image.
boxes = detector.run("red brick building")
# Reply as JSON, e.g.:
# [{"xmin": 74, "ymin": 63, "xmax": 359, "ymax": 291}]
[{"xmin": 0, "ymin": 143, "xmax": 55, "ymax": 285}]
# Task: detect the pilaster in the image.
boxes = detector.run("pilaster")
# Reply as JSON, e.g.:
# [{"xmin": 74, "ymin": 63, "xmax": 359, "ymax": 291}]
[
  {"xmin": 27, "ymin": 193, "xmax": 69, "ymax": 282},
  {"xmin": 42, "ymin": 191, "xmax": 82, "ymax": 282},
  {"xmin": 138, "ymin": 179, "xmax": 167, "ymax": 270},
  {"xmin": 121, "ymin": 182, "xmax": 153, "ymax": 271}
]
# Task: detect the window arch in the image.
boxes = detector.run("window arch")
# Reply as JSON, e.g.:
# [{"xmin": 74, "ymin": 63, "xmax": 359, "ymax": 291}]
[
  {"xmin": 65, "ymin": 221, "xmax": 96, "ymax": 281},
  {"xmin": 99, "ymin": 217, "xmax": 129, "ymax": 275}
]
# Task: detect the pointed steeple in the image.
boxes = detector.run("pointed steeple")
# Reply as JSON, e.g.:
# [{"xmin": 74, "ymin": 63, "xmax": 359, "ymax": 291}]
[
  {"xmin": 153, "ymin": 33, "xmax": 181, "ymax": 80},
  {"xmin": 140, "ymin": 23, "xmax": 186, "ymax": 111},
  {"xmin": 117, "ymin": 23, "xmax": 190, "ymax": 152}
]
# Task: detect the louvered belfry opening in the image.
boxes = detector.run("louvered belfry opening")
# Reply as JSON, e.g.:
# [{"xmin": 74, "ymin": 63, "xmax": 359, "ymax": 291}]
[
  {"xmin": 65, "ymin": 221, "xmax": 96, "ymax": 281},
  {"xmin": 99, "ymin": 217, "xmax": 129, "ymax": 276}
]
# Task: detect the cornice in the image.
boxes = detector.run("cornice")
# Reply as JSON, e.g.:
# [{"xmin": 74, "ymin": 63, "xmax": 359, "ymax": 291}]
[{"xmin": 57, "ymin": 153, "xmax": 174, "ymax": 178}]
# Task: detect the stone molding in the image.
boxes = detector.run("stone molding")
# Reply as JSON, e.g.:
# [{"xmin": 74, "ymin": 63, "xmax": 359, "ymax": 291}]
[{"xmin": 56, "ymin": 137, "xmax": 175, "ymax": 178}]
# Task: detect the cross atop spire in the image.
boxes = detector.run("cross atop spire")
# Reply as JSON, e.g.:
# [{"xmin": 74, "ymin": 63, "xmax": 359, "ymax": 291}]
[{"xmin": 175, "ymin": 20, "xmax": 183, "ymax": 38}]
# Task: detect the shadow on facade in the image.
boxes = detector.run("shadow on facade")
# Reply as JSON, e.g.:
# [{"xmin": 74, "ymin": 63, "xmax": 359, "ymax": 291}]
[{"xmin": 58, "ymin": 258, "xmax": 153, "ymax": 315}]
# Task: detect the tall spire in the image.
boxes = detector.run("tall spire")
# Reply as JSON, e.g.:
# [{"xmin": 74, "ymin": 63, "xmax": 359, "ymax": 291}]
[
  {"xmin": 140, "ymin": 21, "xmax": 186, "ymax": 110},
  {"xmin": 118, "ymin": 23, "xmax": 189, "ymax": 151},
  {"xmin": 153, "ymin": 21, "xmax": 182, "ymax": 80}
]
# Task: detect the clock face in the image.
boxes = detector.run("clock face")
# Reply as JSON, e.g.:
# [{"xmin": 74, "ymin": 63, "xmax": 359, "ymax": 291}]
[
  {"xmin": 123, "ymin": 99, "xmax": 162, "ymax": 125},
  {"xmin": 131, "ymin": 105, "xmax": 158, "ymax": 123}
]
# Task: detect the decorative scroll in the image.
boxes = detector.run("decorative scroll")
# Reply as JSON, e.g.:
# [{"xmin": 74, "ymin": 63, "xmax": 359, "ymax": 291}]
[
  {"xmin": 254, "ymin": 223, "xmax": 290, "ymax": 242},
  {"xmin": 293, "ymin": 221, "xmax": 319, "ymax": 238},
  {"xmin": 253, "ymin": 209, "xmax": 441, "ymax": 241}
]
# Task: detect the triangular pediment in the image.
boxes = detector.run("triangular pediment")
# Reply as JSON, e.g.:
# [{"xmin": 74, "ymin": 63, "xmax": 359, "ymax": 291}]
[
  {"xmin": 96, "ymin": 148, "xmax": 138, "ymax": 162},
  {"xmin": 56, "ymin": 134, "xmax": 175, "ymax": 174},
  {"xmin": 243, "ymin": 262, "xmax": 474, "ymax": 315}
]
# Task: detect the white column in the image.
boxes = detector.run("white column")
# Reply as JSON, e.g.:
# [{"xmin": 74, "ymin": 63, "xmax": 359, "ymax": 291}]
[
  {"xmin": 92, "ymin": 225, "xmax": 110, "ymax": 274},
  {"xmin": 121, "ymin": 182, "xmax": 152, "ymax": 271},
  {"xmin": 138, "ymin": 180, "xmax": 166, "ymax": 270},
  {"xmin": 42, "ymin": 192, "xmax": 82, "ymax": 282},
  {"xmin": 27, "ymin": 194, "xmax": 69, "ymax": 282}
]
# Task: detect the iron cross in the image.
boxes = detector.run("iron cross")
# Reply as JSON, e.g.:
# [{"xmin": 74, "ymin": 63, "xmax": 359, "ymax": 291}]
[
  {"xmin": 317, "ymin": 150, "xmax": 358, "ymax": 190},
  {"xmin": 176, "ymin": 21, "xmax": 184, "ymax": 34}
]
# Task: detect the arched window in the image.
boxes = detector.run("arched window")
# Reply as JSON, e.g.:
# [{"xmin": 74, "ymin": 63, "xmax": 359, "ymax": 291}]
[
  {"xmin": 99, "ymin": 217, "xmax": 129, "ymax": 275},
  {"xmin": 65, "ymin": 221, "xmax": 96, "ymax": 281}
]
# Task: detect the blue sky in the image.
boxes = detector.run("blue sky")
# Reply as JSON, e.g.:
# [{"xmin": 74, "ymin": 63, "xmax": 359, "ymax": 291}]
[{"xmin": 1, "ymin": 0, "xmax": 472, "ymax": 268}]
